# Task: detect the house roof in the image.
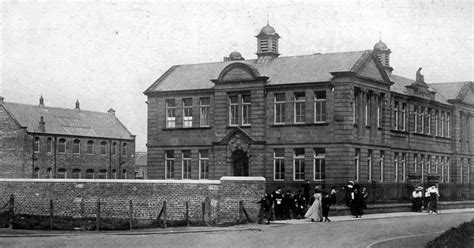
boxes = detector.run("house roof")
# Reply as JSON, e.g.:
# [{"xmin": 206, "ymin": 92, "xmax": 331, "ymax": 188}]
[
  {"xmin": 2, "ymin": 102, "xmax": 134, "ymax": 140},
  {"xmin": 389, "ymin": 74, "xmax": 450, "ymax": 104},
  {"xmin": 428, "ymin": 82, "xmax": 471, "ymax": 100},
  {"xmin": 145, "ymin": 50, "xmax": 371, "ymax": 93}
]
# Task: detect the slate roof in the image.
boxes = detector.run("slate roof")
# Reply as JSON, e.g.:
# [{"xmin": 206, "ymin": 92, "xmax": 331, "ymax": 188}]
[
  {"xmin": 390, "ymin": 74, "xmax": 450, "ymax": 104},
  {"xmin": 145, "ymin": 50, "xmax": 370, "ymax": 93},
  {"xmin": 428, "ymin": 82, "xmax": 471, "ymax": 100},
  {"xmin": 2, "ymin": 102, "xmax": 134, "ymax": 140}
]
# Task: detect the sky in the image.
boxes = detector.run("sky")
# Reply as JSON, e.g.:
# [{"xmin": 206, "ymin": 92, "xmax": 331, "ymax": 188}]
[{"xmin": 1, "ymin": 0, "xmax": 473, "ymax": 152}]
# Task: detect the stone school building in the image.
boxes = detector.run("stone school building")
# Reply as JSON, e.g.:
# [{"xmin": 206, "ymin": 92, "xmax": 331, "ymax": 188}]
[
  {"xmin": 0, "ymin": 96, "xmax": 136, "ymax": 179},
  {"xmin": 144, "ymin": 24, "xmax": 473, "ymax": 192}
]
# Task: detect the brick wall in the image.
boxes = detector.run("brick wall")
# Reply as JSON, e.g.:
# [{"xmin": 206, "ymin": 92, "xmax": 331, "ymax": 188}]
[{"xmin": 0, "ymin": 176, "xmax": 265, "ymax": 223}]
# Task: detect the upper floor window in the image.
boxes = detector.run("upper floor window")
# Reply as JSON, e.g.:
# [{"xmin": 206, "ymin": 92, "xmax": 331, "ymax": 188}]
[
  {"xmin": 393, "ymin": 101, "xmax": 399, "ymax": 130},
  {"xmin": 274, "ymin": 148, "xmax": 285, "ymax": 181},
  {"xmin": 86, "ymin": 140, "xmax": 94, "ymax": 155},
  {"xmin": 100, "ymin": 141, "xmax": 107, "ymax": 155},
  {"xmin": 229, "ymin": 95, "xmax": 239, "ymax": 126},
  {"xmin": 314, "ymin": 91, "xmax": 326, "ymax": 123},
  {"xmin": 354, "ymin": 148, "xmax": 360, "ymax": 181},
  {"xmin": 242, "ymin": 95, "xmax": 251, "ymax": 126},
  {"xmin": 377, "ymin": 95, "xmax": 383, "ymax": 128},
  {"xmin": 440, "ymin": 111, "xmax": 445, "ymax": 137},
  {"xmin": 353, "ymin": 88, "xmax": 360, "ymax": 124},
  {"xmin": 73, "ymin": 139, "xmax": 81, "ymax": 154},
  {"xmin": 85, "ymin": 169, "xmax": 94, "ymax": 179},
  {"xmin": 112, "ymin": 142, "xmax": 117, "ymax": 156},
  {"xmin": 365, "ymin": 94, "xmax": 371, "ymax": 126},
  {"xmin": 294, "ymin": 92, "xmax": 305, "ymax": 124},
  {"xmin": 122, "ymin": 143, "xmax": 127, "ymax": 157},
  {"xmin": 166, "ymin": 99, "xmax": 177, "ymax": 128},
  {"xmin": 98, "ymin": 169, "xmax": 107, "ymax": 179},
  {"xmin": 313, "ymin": 148, "xmax": 326, "ymax": 181},
  {"xmin": 182, "ymin": 98, "xmax": 193, "ymax": 128},
  {"xmin": 72, "ymin": 169, "xmax": 81, "ymax": 179},
  {"xmin": 34, "ymin": 137, "xmax": 40, "ymax": 153},
  {"xmin": 33, "ymin": 167, "xmax": 40, "ymax": 178},
  {"xmin": 423, "ymin": 108, "xmax": 430, "ymax": 134},
  {"xmin": 58, "ymin": 138, "xmax": 66, "ymax": 153},
  {"xmin": 57, "ymin": 168, "xmax": 67, "ymax": 179},
  {"xmin": 199, "ymin": 97, "xmax": 210, "ymax": 127},
  {"xmin": 47, "ymin": 138, "xmax": 53, "ymax": 153},
  {"xmin": 446, "ymin": 112, "xmax": 450, "ymax": 138},
  {"xmin": 274, "ymin": 93, "xmax": 286, "ymax": 124}
]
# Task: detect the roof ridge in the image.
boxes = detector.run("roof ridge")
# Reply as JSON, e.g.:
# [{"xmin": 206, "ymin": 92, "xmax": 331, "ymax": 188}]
[{"xmin": 4, "ymin": 101, "xmax": 110, "ymax": 115}]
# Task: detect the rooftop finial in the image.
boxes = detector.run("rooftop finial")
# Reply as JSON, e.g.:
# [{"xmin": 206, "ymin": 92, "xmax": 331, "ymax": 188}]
[
  {"xmin": 75, "ymin": 99, "xmax": 80, "ymax": 110},
  {"xmin": 39, "ymin": 95, "xmax": 44, "ymax": 106}
]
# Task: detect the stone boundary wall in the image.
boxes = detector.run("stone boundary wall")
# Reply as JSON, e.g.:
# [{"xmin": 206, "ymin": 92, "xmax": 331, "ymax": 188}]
[{"xmin": 0, "ymin": 177, "xmax": 265, "ymax": 223}]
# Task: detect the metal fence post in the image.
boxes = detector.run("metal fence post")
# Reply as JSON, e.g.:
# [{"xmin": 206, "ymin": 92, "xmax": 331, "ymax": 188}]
[
  {"xmin": 96, "ymin": 200, "xmax": 101, "ymax": 231},
  {"xmin": 9, "ymin": 194, "xmax": 14, "ymax": 228},
  {"xmin": 129, "ymin": 200, "xmax": 133, "ymax": 230},
  {"xmin": 185, "ymin": 201, "xmax": 190, "ymax": 226},
  {"xmin": 239, "ymin": 200, "xmax": 243, "ymax": 222},
  {"xmin": 162, "ymin": 200, "xmax": 167, "ymax": 228},
  {"xmin": 49, "ymin": 199, "xmax": 54, "ymax": 230}
]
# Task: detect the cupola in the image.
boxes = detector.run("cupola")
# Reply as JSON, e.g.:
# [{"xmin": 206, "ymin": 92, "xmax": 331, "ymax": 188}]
[
  {"xmin": 256, "ymin": 22, "xmax": 280, "ymax": 62},
  {"xmin": 373, "ymin": 40, "xmax": 392, "ymax": 73}
]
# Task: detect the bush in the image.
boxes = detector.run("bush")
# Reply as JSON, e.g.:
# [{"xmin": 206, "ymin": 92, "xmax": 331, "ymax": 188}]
[{"xmin": 425, "ymin": 220, "xmax": 474, "ymax": 248}]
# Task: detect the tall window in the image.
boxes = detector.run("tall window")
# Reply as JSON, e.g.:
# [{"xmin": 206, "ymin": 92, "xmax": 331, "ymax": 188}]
[
  {"xmin": 368, "ymin": 150, "xmax": 373, "ymax": 182},
  {"xmin": 112, "ymin": 169, "xmax": 117, "ymax": 179},
  {"xmin": 182, "ymin": 98, "xmax": 193, "ymax": 128},
  {"xmin": 423, "ymin": 108, "xmax": 430, "ymax": 134},
  {"xmin": 98, "ymin": 169, "xmax": 107, "ymax": 179},
  {"xmin": 73, "ymin": 139, "xmax": 81, "ymax": 154},
  {"xmin": 122, "ymin": 170, "xmax": 127, "ymax": 179},
  {"xmin": 365, "ymin": 94, "xmax": 370, "ymax": 126},
  {"xmin": 242, "ymin": 95, "xmax": 251, "ymax": 125},
  {"xmin": 182, "ymin": 150, "xmax": 191, "ymax": 179},
  {"xmin": 293, "ymin": 148, "xmax": 305, "ymax": 181},
  {"xmin": 122, "ymin": 143, "xmax": 127, "ymax": 157},
  {"xmin": 57, "ymin": 168, "xmax": 67, "ymax": 179},
  {"xmin": 85, "ymin": 169, "xmax": 94, "ymax": 179},
  {"xmin": 313, "ymin": 148, "xmax": 326, "ymax": 181},
  {"xmin": 100, "ymin": 141, "xmax": 107, "ymax": 155},
  {"xmin": 354, "ymin": 148, "xmax": 360, "ymax": 181},
  {"xmin": 413, "ymin": 153, "xmax": 418, "ymax": 173},
  {"xmin": 420, "ymin": 107, "xmax": 425, "ymax": 134},
  {"xmin": 34, "ymin": 137, "xmax": 40, "ymax": 153},
  {"xmin": 427, "ymin": 155, "xmax": 432, "ymax": 174},
  {"xmin": 468, "ymin": 159, "xmax": 471, "ymax": 184},
  {"xmin": 58, "ymin": 138, "xmax": 66, "ymax": 153},
  {"xmin": 199, "ymin": 97, "xmax": 210, "ymax": 127},
  {"xmin": 112, "ymin": 142, "xmax": 117, "ymax": 156},
  {"xmin": 401, "ymin": 103, "xmax": 407, "ymax": 131},
  {"xmin": 460, "ymin": 159, "xmax": 464, "ymax": 184},
  {"xmin": 47, "ymin": 138, "xmax": 53, "ymax": 153},
  {"xmin": 166, "ymin": 99, "xmax": 177, "ymax": 128},
  {"xmin": 440, "ymin": 111, "xmax": 445, "ymax": 137},
  {"xmin": 420, "ymin": 155, "xmax": 425, "ymax": 181},
  {"xmin": 314, "ymin": 91, "xmax": 326, "ymax": 123},
  {"xmin": 414, "ymin": 106, "xmax": 418, "ymax": 133},
  {"xmin": 401, "ymin": 153, "xmax": 406, "ymax": 182},
  {"xmin": 294, "ymin": 92, "xmax": 305, "ymax": 124},
  {"xmin": 274, "ymin": 93, "xmax": 286, "ymax": 124},
  {"xmin": 274, "ymin": 148, "xmax": 285, "ymax": 180},
  {"xmin": 165, "ymin": 150, "xmax": 175, "ymax": 179},
  {"xmin": 434, "ymin": 110, "xmax": 439, "ymax": 136},
  {"xmin": 353, "ymin": 89, "xmax": 360, "ymax": 124},
  {"xmin": 446, "ymin": 157, "xmax": 450, "ymax": 183},
  {"xmin": 72, "ymin": 169, "xmax": 81, "ymax": 179},
  {"xmin": 377, "ymin": 95, "xmax": 382, "ymax": 128},
  {"xmin": 446, "ymin": 112, "xmax": 450, "ymax": 138},
  {"xmin": 394, "ymin": 152, "xmax": 399, "ymax": 182},
  {"xmin": 199, "ymin": 150, "xmax": 209, "ymax": 179},
  {"xmin": 87, "ymin": 140, "xmax": 94, "ymax": 155},
  {"xmin": 229, "ymin": 95, "xmax": 238, "ymax": 126},
  {"xmin": 46, "ymin": 168, "xmax": 53, "ymax": 178},
  {"xmin": 33, "ymin": 167, "xmax": 40, "ymax": 178},
  {"xmin": 393, "ymin": 101, "xmax": 399, "ymax": 130},
  {"xmin": 379, "ymin": 150, "xmax": 384, "ymax": 182}
]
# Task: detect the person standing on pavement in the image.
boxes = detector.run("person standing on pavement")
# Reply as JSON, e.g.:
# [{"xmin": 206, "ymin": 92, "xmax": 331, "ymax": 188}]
[
  {"xmin": 294, "ymin": 190, "xmax": 306, "ymax": 219},
  {"xmin": 361, "ymin": 187, "xmax": 369, "ymax": 210},
  {"xmin": 412, "ymin": 186, "xmax": 423, "ymax": 212},
  {"xmin": 350, "ymin": 184, "xmax": 364, "ymax": 218},
  {"xmin": 272, "ymin": 187, "xmax": 284, "ymax": 220},
  {"xmin": 305, "ymin": 186, "xmax": 323, "ymax": 222},
  {"xmin": 257, "ymin": 192, "xmax": 273, "ymax": 224},
  {"xmin": 426, "ymin": 185, "xmax": 440, "ymax": 214},
  {"xmin": 321, "ymin": 191, "xmax": 332, "ymax": 222},
  {"xmin": 330, "ymin": 187, "xmax": 337, "ymax": 206},
  {"xmin": 343, "ymin": 181, "xmax": 355, "ymax": 208}
]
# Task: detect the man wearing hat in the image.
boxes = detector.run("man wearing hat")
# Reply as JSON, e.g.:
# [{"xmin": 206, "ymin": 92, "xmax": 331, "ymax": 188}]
[{"xmin": 412, "ymin": 186, "xmax": 423, "ymax": 212}]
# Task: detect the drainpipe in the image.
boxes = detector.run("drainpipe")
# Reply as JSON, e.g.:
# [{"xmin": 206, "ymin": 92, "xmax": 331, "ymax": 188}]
[
  {"xmin": 109, "ymin": 139, "xmax": 112, "ymax": 179},
  {"xmin": 31, "ymin": 131, "xmax": 36, "ymax": 178},
  {"xmin": 53, "ymin": 136, "xmax": 57, "ymax": 178},
  {"xmin": 118, "ymin": 140, "xmax": 122, "ymax": 179}
]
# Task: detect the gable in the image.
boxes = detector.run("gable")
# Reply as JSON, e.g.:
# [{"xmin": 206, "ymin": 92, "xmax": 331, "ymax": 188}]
[
  {"xmin": 217, "ymin": 62, "xmax": 260, "ymax": 82},
  {"xmin": 461, "ymin": 83, "xmax": 474, "ymax": 104},
  {"xmin": 356, "ymin": 57, "xmax": 385, "ymax": 82}
]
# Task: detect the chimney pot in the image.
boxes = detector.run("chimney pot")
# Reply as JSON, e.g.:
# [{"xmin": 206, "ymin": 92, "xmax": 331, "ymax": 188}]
[
  {"xmin": 75, "ymin": 99, "xmax": 80, "ymax": 110},
  {"xmin": 39, "ymin": 116, "xmax": 45, "ymax": 133},
  {"xmin": 39, "ymin": 95, "xmax": 44, "ymax": 106},
  {"xmin": 0, "ymin": 96, "xmax": 4, "ymax": 104},
  {"xmin": 108, "ymin": 108, "xmax": 116, "ymax": 116}
]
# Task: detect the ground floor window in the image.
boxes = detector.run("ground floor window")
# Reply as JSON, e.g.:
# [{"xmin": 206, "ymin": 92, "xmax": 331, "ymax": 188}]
[
  {"xmin": 98, "ymin": 169, "xmax": 107, "ymax": 179},
  {"xmin": 293, "ymin": 148, "xmax": 305, "ymax": 181},
  {"xmin": 182, "ymin": 150, "xmax": 191, "ymax": 179},
  {"xmin": 57, "ymin": 168, "xmax": 67, "ymax": 179},
  {"xmin": 274, "ymin": 149, "xmax": 285, "ymax": 181},
  {"xmin": 313, "ymin": 148, "xmax": 325, "ymax": 181},
  {"xmin": 33, "ymin": 167, "xmax": 40, "ymax": 178},
  {"xmin": 199, "ymin": 150, "xmax": 209, "ymax": 179},
  {"xmin": 165, "ymin": 150, "xmax": 175, "ymax": 179},
  {"xmin": 85, "ymin": 169, "xmax": 94, "ymax": 179},
  {"xmin": 72, "ymin": 169, "xmax": 81, "ymax": 179}
]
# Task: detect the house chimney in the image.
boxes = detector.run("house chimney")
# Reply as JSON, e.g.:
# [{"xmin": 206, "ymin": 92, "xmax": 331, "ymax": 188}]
[
  {"xmin": 39, "ymin": 116, "xmax": 45, "ymax": 133},
  {"xmin": 39, "ymin": 95, "xmax": 44, "ymax": 106},
  {"xmin": 75, "ymin": 99, "xmax": 80, "ymax": 110},
  {"xmin": 0, "ymin": 96, "xmax": 4, "ymax": 105},
  {"xmin": 108, "ymin": 108, "xmax": 116, "ymax": 116}
]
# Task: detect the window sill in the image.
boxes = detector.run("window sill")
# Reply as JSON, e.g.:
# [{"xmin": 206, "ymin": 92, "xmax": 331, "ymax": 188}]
[
  {"xmin": 162, "ymin": 127, "xmax": 212, "ymax": 131},
  {"xmin": 270, "ymin": 122, "xmax": 329, "ymax": 127},
  {"xmin": 412, "ymin": 132, "xmax": 434, "ymax": 138},
  {"xmin": 390, "ymin": 129, "xmax": 409, "ymax": 134},
  {"xmin": 226, "ymin": 125, "xmax": 251, "ymax": 129}
]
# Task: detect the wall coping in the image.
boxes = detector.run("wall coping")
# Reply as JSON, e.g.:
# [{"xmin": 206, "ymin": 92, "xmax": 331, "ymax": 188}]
[
  {"xmin": 0, "ymin": 178, "xmax": 221, "ymax": 184},
  {"xmin": 220, "ymin": 176, "xmax": 266, "ymax": 181}
]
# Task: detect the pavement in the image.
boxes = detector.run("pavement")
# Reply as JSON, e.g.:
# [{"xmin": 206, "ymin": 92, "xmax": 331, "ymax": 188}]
[{"xmin": 1, "ymin": 208, "xmax": 473, "ymax": 238}]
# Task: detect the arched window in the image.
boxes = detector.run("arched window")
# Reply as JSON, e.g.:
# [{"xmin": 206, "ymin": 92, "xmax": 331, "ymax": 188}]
[
  {"xmin": 122, "ymin": 169, "xmax": 127, "ymax": 179},
  {"xmin": 98, "ymin": 169, "xmax": 107, "ymax": 179},
  {"xmin": 100, "ymin": 141, "xmax": 107, "ymax": 155},
  {"xmin": 33, "ymin": 167, "xmax": 40, "ymax": 178},
  {"xmin": 58, "ymin": 138, "xmax": 66, "ymax": 153},
  {"xmin": 112, "ymin": 142, "xmax": 117, "ymax": 156},
  {"xmin": 72, "ymin": 169, "xmax": 81, "ymax": 179},
  {"xmin": 33, "ymin": 137, "xmax": 40, "ymax": 153},
  {"xmin": 122, "ymin": 143, "xmax": 127, "ymax": 157},
  {"xmin": 46, "ymin": 168, "xmax": 53, "ymax": 178},
  {"xmin": 47, "ymin": 138, "xmax": 53, "ymax": 153},
  {"xmin": 73, "ymin": 139, "xmax": 81, "ymax": 154},
  {"xmin": 57, "ymin": 168, "xmax": 67, "ymax": 179},
  {"xmin": 87, "ymin": 140, "xmax": 94, "ymax": 155},
  {"xmin": 85, "ymin": 169, "xmax": 94, "ymax": 179},
  {"xmin": 112, "ymin": 169, "xmax": 117, "ymax": 179}
]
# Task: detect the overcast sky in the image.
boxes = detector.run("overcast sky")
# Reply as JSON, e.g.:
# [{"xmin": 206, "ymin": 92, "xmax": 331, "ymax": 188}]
[{"xmin": 1, "ymin": 0, "xmax": 472, "ymax": 152}]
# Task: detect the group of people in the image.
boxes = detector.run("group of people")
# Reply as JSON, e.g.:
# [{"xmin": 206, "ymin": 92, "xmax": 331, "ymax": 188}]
[
  {"xmin": 412, "ymin": 184, "xmax": 440, "ymax": 214},
  {"xmin": 257, "ymin": 185, "xmax": 337, "ymax": 224},
  {"xmin": 343, "ymin": 181, "xmax": 368, "ymax": 218}
]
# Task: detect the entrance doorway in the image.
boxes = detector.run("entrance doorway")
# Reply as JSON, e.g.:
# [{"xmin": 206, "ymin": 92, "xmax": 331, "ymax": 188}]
[{"xmin": 231, "ymin": 149, "xmax": 249, "ymax": 176}]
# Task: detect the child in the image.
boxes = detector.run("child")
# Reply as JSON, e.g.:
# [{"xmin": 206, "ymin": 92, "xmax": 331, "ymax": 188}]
[{"xmin": 322, "ymin": 191, "xmax": 332, "ymax": 222}]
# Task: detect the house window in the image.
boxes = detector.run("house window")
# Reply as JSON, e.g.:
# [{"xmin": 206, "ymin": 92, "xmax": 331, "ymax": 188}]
[
  {"xmin": 434, "ymin": 110, "xmax": 439, "ymax": 136},
  {"xmin": 414, "ymin": 106, "xmax": 418, "ymax": 133},
  {"xmin": 393, "ymin": 101, "xmax": 399, "ymax": 130},
  {"xmin": 313, "ymin": 148, "xmax": 325, "ymax": 181},
  {"xmin": 122, "ymin": 170, "xmax": 127, "ymax": 179},
  {"xmin": 420, "ymin": 155, "xmax": 425, "ymax": 181},
  {"xmin": 420, "ymin": 107, "xmax": 425, "ymax": 134},
  {"xmin": 468, "ymin": 159, "xmax": 471, "ymax": 184},
  {"xmin": 293, "ymin": 148, "xmax": 305, "ymax": 181},
  {"xmin": 242, "ymin": 95, "xmax": 251, "ymax": 125},
  {"xmin": 353, "ymin": 89, "xmax": 360, "ymax": 124},
  {"xmin": 314, "ymin": 91, "xmax": 326, "ymax": 123},
  {"xmin": 414, "ymin": 154, "xmax": 418, "ymax": 173},
  {"xmin": 87, "ymin": 140, "xmax": 94, "ymax": 155},
  {"xmin": 394, "ymin": 152, "xmax": 399, "ymax": 182},
  {"xmin": 446, "ymin": 112, "xmax": 450, "ymax": 138},
  {"xmin": 34, "ymin": 137, "xmax": 40, "ymax": 153},
  {"xmin": 98, "ymin": 169, "xmax": 107, "ymax": 179},
  {"xmin": 427, "ymin": 155, "xmax": 432, "ymax": 174},
  {"xmin": 368, "ymin": 150, "xmax": 372, "ymax": 182},
  {"xmin": 47, "ymin": 138, "xmax": 53, "ymax": 153},
  {"xmin": 166, "ymin": 99, "xmax": 177, "ymax": 128},
  {"xmin": 111, "ymin": 142, "xmax": 117, "ymax": 155},
  {"xmin": 354, "ymin": 148, "xmax": 360, "ymax": 181},
  {"xmin": 199, "ymin": 97, "xmax": 210, "ymax": 127},
  {"xmin": 73, "ymin": 139, "xmax": 81, "ymax": 154},
  {"xmin": 46, "ymin": 168, "xmax": 53, "ymax": 178},
  {"xmin": 294, "ymin": 92, "xmax": 305, "ymax": 124},
  {"xmin": 100, "ymin": 141, "xmax": 107, "ymax": 155},
  {"xmin": 112, "ymin": 169, "xmax": 117, "ymax": 179},
  {"xmin": 85, "ymin": 169, "xmax": 94, "ymax": 179},
  {"xmin": 199, "ymin": 150, "xmax": 209, "ymax": 180},
  {"xmin": 440, "ymin": 111, "xmax": 445, "ymax": 137},
  {"xmin": 424, "ymin": 108, "xmax": 430, "ymax": 134},
  {"xmin": 58, "ymin": 138, "xmax": 66, "ymax": 153},
  {"xmin": 274, "ymin": 93, "xmax": 286, "ymax": 124},
  {"xmin": 379, "ymin": 150, "xmax": 384, "ymax": 182},
  {"xmin": 122, "ymin": 143, "xmax": 127, "ymax": 157},
  {"xmin": 57, "ymin": 168, "xmax": 67, "ymax": 179},
  {"xmin": 377, "ymin": 95, "xmax": 382, "ymax": 128},
  {"xmin": 33, "ymin": 167, "xmax": 40, "ymax": 178},
  {"xmin": 274, "ymin": 148, "xmax": 285, "ymax": 181},
  {"xmin": 182, "ymin": 98, "xmax": 193, "ymax": 128},
  {"xmin": 182, "ymin": 150, "xmax": 192, "ymax": 179},
  {"xmin": 446, "ymin": 157, "xmax": 450, "ymax": 183},
  {"xmin": 401, "ymin": 153, "xmax": 406, "ymax": 182},
  {"xmin": 229, "ymin": 95, "xmax": 239, "ymax": 126},
  {"xmin": 72, "ymin": 169, "xmax": 81, "ymax": 179},
  {"xmin": 165, "ymin": 150, "xmax": 175, "ymax": 179},
  {"xmin": 365, "ymin": 94, "xmax": 371, "ymax": 126}
]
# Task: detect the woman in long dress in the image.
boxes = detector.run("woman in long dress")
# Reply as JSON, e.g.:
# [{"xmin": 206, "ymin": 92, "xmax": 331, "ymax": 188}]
[{"xmin": 304, "ymin": 187, "xmax": 323, "ymax": 222}]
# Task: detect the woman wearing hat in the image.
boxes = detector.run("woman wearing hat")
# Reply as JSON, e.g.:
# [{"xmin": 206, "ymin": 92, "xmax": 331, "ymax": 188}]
[
  {"xmin": 304, "ymin": 186, "xmax": 323, "ymax": 222},
  {"xmin": 412, "ymin": 186, "xmax": 423, "ymax": 212}
]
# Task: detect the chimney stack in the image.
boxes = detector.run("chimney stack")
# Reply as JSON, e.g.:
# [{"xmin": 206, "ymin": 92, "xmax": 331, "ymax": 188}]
[
  {"xmin": 0, "ymin": 96, "xmax": 4, "ymax": 105},
  {"xmin": 39, "ymin": 95, "xmax": 44, "ymax": 106},
  {"xmin": 39, "ymin": 116, "xmax": 45, "ymax": 133},
  {"xmin": 108, "ymin": 108, "xmax": 116, "ymax": 116},
  {"xmin": 75, "ymin": 99, "xmax": 80, "ymax": 110}
]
